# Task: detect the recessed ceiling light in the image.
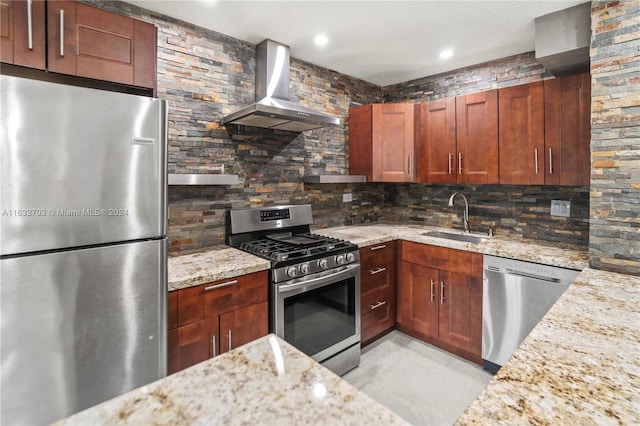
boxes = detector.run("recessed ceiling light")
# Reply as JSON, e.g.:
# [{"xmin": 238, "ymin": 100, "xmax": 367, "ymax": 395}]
[
  {"xmin": 314, "ymin": 34, "xmax": 328, "ymax": 46},
  {"xmin": 439, "ymin": 48, "xmax": 454, "ymax": 60}
]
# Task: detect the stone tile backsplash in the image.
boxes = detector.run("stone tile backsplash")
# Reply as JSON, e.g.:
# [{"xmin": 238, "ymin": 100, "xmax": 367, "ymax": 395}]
[{"xmin": 84, "ymin": 0, "xmax": 595, "ymax": 256}]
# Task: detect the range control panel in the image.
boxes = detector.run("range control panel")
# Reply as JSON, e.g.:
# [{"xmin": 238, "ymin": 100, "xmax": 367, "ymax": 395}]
[{"xmin": 260, "ymin": 208, "xmax": 291, "ymax": 222}]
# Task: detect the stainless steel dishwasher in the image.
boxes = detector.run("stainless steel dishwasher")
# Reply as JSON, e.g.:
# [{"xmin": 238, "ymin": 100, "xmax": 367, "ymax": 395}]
[{"xmin": 482, "ymin": 255, "xmax": 579, "ymax": 373}]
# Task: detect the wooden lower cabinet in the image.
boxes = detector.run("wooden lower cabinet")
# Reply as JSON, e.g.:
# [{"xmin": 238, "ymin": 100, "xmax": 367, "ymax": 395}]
[
  {"xmin": 438, "ymin": 272, "xmax": 483, "ymax": 357},
  {"xmin": 207, "ymin": 301, "xmax": 268, "ymax": 356},
  {"xmin": 167, "ymin": 271, "xmax": 268, "ymax": 374},
  {"xmin": 168, "ymin": 321, "xmax": 206, "ymax": 375},
  {"xmin": 397, "ymin": 241, "xmax": 483, "ymax": 364},
  {"xmin": 360, "ymin": 241, "xmax": 397, "ymax": 345},
  {"xmin": 398, "ymin": 262, "xmax": 439, "ymax": 339}
]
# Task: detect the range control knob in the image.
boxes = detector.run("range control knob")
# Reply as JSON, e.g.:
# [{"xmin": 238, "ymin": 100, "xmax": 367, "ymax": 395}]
[
  {"xmin": 335, "ymin": 254, "xmax": 346, "ymax": 265},
  {"xmin": 346, "ymin": 252, "xmax": 355, "ymax": 263},
  {"xmin": 318, "ymin": 259, "xmax": 328, "ymax": 269},
  {"xmin": 300, "ymin": 263, "xmax": 310, "ymax": 274},
  {"xmin": 286, "ymin": 266, "xmax": 297, "ymax": 278}
]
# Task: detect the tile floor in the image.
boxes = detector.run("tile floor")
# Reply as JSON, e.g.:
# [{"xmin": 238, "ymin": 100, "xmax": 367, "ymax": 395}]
[{"xmin": 342, "ymin": 331, "xmax": 493, "ymax": 426}]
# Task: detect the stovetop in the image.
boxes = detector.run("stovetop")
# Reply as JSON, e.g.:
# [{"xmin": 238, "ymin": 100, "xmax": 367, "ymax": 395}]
[{"xmin": 238, "ymin": 232, "xmax": 356, "ymax": 265}]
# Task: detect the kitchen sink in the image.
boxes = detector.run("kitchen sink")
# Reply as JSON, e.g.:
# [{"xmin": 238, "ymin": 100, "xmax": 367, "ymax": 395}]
[{"xmin": 422, "ymin": 230, "xmax": 490, "ymax": 244}]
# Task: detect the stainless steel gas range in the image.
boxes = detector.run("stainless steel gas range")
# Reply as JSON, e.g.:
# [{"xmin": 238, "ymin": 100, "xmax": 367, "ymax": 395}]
[{"xmin": 227, "ymin": 204, "xmax": 360, "ymax": 375}]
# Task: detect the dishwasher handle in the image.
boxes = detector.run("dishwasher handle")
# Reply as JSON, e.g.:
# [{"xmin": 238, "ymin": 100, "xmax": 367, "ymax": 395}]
[{"xmin": 485, "ymin": 265, "xmax": 563, "ymax": 284}]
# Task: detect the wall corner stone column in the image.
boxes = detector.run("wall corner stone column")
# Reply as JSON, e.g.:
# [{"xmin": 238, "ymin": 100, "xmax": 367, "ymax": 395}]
[{"xmin": 589, "ymin": 0, "xmax": 640, "ymax": 275}]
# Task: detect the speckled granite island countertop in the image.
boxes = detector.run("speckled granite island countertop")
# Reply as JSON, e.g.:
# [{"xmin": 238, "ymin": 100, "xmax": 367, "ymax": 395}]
[
  {"xmin": 56, "ymin": 334, "xmax": 408, "ymax": 426},
  {"xmin": 168, "ymin": 246, "xmax": 270, "ymax": 291},
  {"xmin": 313, "ymin": 224, "xmax": 589, "ymax": 270},
  {"xmin": 457, "ymin": 268, "xmax": 640, "ymax": 425}
]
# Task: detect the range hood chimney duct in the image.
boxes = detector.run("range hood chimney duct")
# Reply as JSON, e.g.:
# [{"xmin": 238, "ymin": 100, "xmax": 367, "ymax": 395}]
[
  {"xmin": 535, "ymin": 2, "xmax": 591, "ymax": 76},
  {"xmin": 222, "ymin": 39, "xmax": 341, "ymax": 132}
]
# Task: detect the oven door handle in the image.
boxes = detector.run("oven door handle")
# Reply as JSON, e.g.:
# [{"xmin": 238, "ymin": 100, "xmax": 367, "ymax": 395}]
[{"xmin": 276, "ymin": 263, "xmax": 360, "ymax": 294}]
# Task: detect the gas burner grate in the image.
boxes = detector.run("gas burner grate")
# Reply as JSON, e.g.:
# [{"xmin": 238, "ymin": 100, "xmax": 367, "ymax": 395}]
[{"xmin": 239, "ymin": 233, "xmax": 354, "ymax": 263}]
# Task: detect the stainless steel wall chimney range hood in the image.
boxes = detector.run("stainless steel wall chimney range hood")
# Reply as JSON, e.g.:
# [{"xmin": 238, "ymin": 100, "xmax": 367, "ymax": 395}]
[
  {"xmin": 222, "ymin": 39, "xmax": 341, "ymax": 132},
  {"xmin": 535, "ymin": 2, "xmax": 590, "ymax": 76}
]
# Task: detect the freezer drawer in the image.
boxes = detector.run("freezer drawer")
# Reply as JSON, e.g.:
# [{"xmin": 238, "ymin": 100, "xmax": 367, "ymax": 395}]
[
  {"xmin": 0, "ymin": 75, "xmax": 167, "ymax": 256},
  {"xmin": 0, "ymin": 239, "xmax": 167, "ymax": 425}
]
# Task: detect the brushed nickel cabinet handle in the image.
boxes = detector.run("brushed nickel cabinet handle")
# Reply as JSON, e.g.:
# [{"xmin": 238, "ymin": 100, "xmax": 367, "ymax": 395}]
[
  {"xmin": 549, "ymin": 148, "xmax": 553, "ymax": 174},
  {"xmin": 440, "ymin": 282, "xmax": 445, "ymax": 305},
  {"xmin": 369, "ymin": 267, "xmax": 387, "ymax": 275},
  {"xmin": 212, "ymin": 335, "xmax": 216, "ymax": 357},
  {"xmin": 228, "ymin": 330, "xmax": 232, "ymax": 351},
  {"xmin": 370, "ymin": 245, "xmax": 386, "ymax": 251},
  {"xmin": 430, "ymin": 279, "xmax": 434, "ymax": 302},
  {"xmin": 458, "ymin": 153, "xmax": 462, "ymax": 175},
  {"xmin": 59, "ymin": 9, "xmax": 65, "ymax": 56},
  {"xmin": 204, "ymin": 279, "xmax": 238, "ymax": 292},
  {"xmin": 408, "ymin": 155, "xmax": 412, "ymax": 176},
  {"xmin": 534, "ymin": 148, "xmax": 539, "ymax": 174},
  {"xmin": 448, "ymin": 153, "xmax": 453, "ymax": 174},
  {"xmin": 27, "ymin": 0, "xmax": 33, "ymax": 49},
  {"xmin": 370, "ymin": 301, "xmax": 387, "ymax": 310}
]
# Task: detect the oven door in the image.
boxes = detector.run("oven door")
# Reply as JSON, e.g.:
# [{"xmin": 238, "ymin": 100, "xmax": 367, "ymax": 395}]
[{"xmin": 273, "ymin": 263, "xmax": 360, "ymax": 363}]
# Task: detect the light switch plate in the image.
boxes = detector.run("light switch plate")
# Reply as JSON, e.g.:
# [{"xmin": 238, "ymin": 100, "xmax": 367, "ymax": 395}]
[
  {"xmin": 551, "ymin": 200, "xmax": 571, "ymax": 217},
  {"xmin": 343, "ymin": 193, "xmax": 353, "ymax": 203}
]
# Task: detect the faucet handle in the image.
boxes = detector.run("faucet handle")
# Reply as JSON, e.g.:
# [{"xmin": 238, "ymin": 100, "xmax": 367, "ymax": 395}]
[{"xmin": 487, "ymin": 227, "xmax": 493, "ymax": 237}]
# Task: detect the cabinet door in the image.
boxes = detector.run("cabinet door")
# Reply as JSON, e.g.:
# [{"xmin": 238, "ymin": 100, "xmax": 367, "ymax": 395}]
[
  {"xmin": 544, "ymin": 73, "xmax": 591, "ymax": 186},
  {"xmin": 47, "ymin": 1, "xmax": 156, "ymax": 88},
  {"xmin": 372, "ymin": 103, "xmax": 415, "ymax": 182},
  {"xmin": 168, "ymin": 290, "xmax": 178, "ymax": 330},
  {"xmin": 397, "ymin": 262, "xmax": 439, "ymax": 340},
  {"xmin": 167, "ymin": 321, "xmax": 207, "ymax": 374},
  {"xmin": 438, "ymin": 271, "xmax": 482, "ymax": 357},
  {"xmin": 348, "ymin": 104, "xmax": 373, "ymax": 181},
  {"xmin": 455, "ymin": 90, "xmax": 499, "ymax": 184},
  {"xmin": 204, "ymin": 316, "xmax": 220, "ymax": 359},
  {"xmin": 176, "ymin": 284, "xmax": 203, "ymax": 327},
  {"xmin": 499, "ymin": 82, "xmax": 545, "ymax": 185},
  {"xmin": 0, "ymin": 0, "xmax": 46, "ymax": 69},
  {"xmin": 416, "ymin": 98, "xmax": 457, "ymax": 183},
  {"xmin": 219, "ymin": 301, "xmax": 268, "ymax": 354}
]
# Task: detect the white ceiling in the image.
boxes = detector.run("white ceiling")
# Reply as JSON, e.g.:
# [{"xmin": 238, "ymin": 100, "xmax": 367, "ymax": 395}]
[{"xmin": 125, "ymin": 0, "xmax": 586, "ymax": 87}]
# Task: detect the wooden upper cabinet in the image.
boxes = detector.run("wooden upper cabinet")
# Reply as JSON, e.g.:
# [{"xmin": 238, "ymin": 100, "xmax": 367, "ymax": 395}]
[
  {"xmin": 498, "ymin": 82, "xmax": 545, "ymax": 185},
  {"xmin": 0, "ymin": 0, "xmax": 46, "ymax": 69},
  {"xmin": 416, "ymin": 91, "xmax": 498, "ymax": 184},
  {"xmin": 455, "ymin": 90, "xmax": 499, "ymax": 184},
  {"xmin": 415, "ymin": 98, "xmax": 457, "ymax": 183},
  {"xmin": 47, "ymin": 1, "xmax": 156, "ymax": 89},
  {"xmin": 544, "ymin": 73, "xmax": 591, "ymax": 186},
  {"xmin": 349, "ymin": 103, "xmax": 415, "ymax": 182}
]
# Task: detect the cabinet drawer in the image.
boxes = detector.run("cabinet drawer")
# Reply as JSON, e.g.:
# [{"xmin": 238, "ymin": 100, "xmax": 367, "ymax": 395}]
[
  {"xmin": 401, "ymin": 241, "xmax": 449, "ymax": 270},
  {"xmin": 203, "ymin": 271, "xmax": 268, "ymax": 318},
  {"xmin": 361, "ymin": 262, "xmax": 392, "ymax": 293},
  {"xmin": 362, "ymin": 285, "xmax": 391, "ymax": 324},
  {"xmin": 360, "ymin": 241, "xmax": 396, "ymax": 269}
]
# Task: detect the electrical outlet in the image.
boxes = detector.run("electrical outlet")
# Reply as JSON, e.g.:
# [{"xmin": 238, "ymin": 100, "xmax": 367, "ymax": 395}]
[
  {"xmin": 343, "ymin": 193, "xmax": 353, "ymax": 203},
  {"xmin": 551, "ymin": 200, "xmax": 571, "ymax": 217}
]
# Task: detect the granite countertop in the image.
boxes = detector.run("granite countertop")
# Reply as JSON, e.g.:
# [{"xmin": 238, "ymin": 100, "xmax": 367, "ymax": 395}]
[
  {"xmin": 457, "ymin": 267, "xmax": 640, "ymax": 425},
  {"xmin": 313, "ymin": 224, "xmax": 589, "ymax": 270},
  {"xmin": 168, "ymin": 245, "xmax": 270, "ymax": 291},
  {"xmin": 56, "ymin": 334, "xmax": 408, "ymax": 426},
  {"xmin": 168, "ymin": 223, "xmax": 588, "ymax": 292}
]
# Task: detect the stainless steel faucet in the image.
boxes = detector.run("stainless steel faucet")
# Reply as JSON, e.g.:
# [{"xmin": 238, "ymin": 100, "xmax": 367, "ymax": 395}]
[{"xmin": 448, "ymin": 192, "xmax": 470, "ymax": 233}]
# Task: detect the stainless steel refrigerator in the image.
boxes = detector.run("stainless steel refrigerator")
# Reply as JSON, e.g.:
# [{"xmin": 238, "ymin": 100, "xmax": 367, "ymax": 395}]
[{"xmin": 0, "ymin": 75, "xmax": 168, "ymax": 425}]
